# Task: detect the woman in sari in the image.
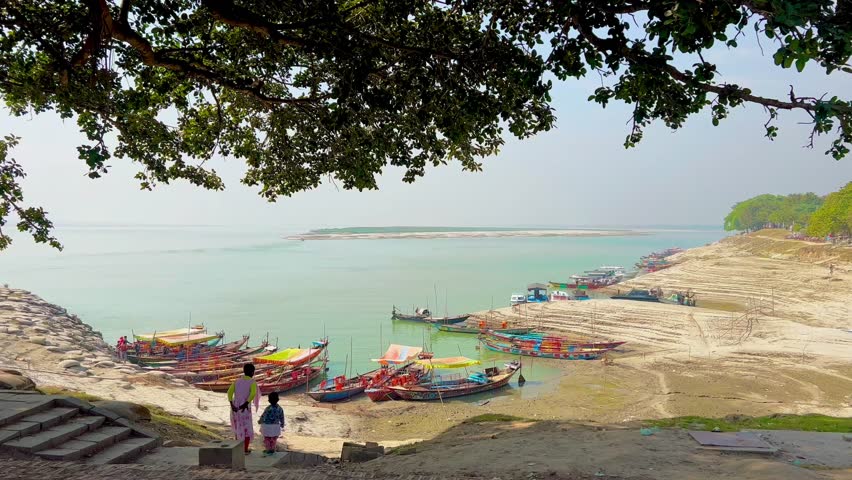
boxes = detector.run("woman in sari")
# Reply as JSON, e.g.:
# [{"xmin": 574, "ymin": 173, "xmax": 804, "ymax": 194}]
[{"xmin": 227, "ymin": 363, "xmax": 260, "ymax": 454}]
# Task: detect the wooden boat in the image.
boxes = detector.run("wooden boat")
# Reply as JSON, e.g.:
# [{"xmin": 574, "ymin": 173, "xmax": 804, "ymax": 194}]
[
  {"xmin": 254, "ymin": 339, "xmax": 328, "ymax": 367},
  {"xmin": 391, "ymin": 306, "xmax": 469, "ymax": 325},
  {"xmin": 133, "ymin": 326, "xmax": 207, "ymax": 342},
  {"xmin": 128, "ymin": 335, "xmax": 247, "ymax": 365},
  {"xmin": 257, "ymin": 365, "xmax": 325, "ymax": 395},
  {"xmin": 307, "ymin": 368, "xmax": 383, "ymax": 402},
  {"xmin": 480, "ymin": 332, "xmax": 625, "ymax": 360},
  {"xmin": 436, "ymin": 324, "xmax": 534, "ymax": 335},
  {"xmin": 549, "ymin": 290, "xmax": 589, "ymax": 301},
  {"xmin": 137, "ymin": 342, "xmax": 263, "ymax": 368},
  {"xmin": 610, "ymin": 289, "xmax": 662, "ymax": 303},
  {"xmin": 389, "ymin": 361, "xmax": 521, "ymax": 401},
  {"xmin": 364, "ymin": 344, "xmax": 428, "ymax": 401},
  {"xmin": 194, "ymin": 364, "xmax": 325, "ymax": 394},
  {"xmin": 172, "ymin": 362, "xmax": 278, "ymax": 383}
]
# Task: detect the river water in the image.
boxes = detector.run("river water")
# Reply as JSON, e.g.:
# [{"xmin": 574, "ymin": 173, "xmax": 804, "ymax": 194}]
[{"xmin": 0, "ymin": 225, "xmax": 725, "ymax": 396}]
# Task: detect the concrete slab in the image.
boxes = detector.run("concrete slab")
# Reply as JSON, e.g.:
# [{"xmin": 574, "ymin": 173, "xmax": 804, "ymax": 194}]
[
  {"xmin": 0, "ymin": 429, "xmax": 21, "ymax": 444},
  {"xmin": 76, "ymin": 426, "xmax": 131, "ymax": 448},
  {"xmin": 86, "ymin": 437, "xmax": 159, "ymax": 465},
  {"xmin": 0, "ymin": 421, "xmax": 40, "ymax": 436},
  {"xmin": 748, "ymin": 430, "xmax": 852, "ymax": 468},
  {"xmin": 54, "ymin": 397, "xmax": 94, "ymax": 413},
  {"xmin": 67, "ymin": 415, "xmax": 105, "ymax": 431},
  {"xmin": 20, "ymin": 407, "xmax": 79, "ymax": 430},
  {"xmin": 0, "ymin": 399, "xmax": 53, "ymax": 427},
  {"xmin": 35, "ymin": 439, "xmax": 100, "ymax": 460},
  {"xmin": 1, "ymin": 421, "xmax": 89, "ymax": 452},
  {"xmin": 0, "ymin": 394, "xmax": 41, "ymax": 403},
  {"xmin": 688, "ymin": 431, "xmax": 777, "ymax": 454},
  {"xmin": 199, "ymin": 439, "xmax": 245, "ymax": 469}
]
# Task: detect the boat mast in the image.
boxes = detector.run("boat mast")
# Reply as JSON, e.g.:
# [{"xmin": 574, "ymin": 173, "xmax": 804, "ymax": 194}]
[{"xmin": 433, "ymin": 283, "xmax": 438, "ymax": 321}]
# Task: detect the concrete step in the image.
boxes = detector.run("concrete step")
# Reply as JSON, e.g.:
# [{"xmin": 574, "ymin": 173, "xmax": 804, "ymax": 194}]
[
  {"xmin": 86, "ymin": 437, "xmax": 159, "ymax": 465},
  {"xmin": 0, "ymin": 420, "xmax": 41, "ymax": 437},
  {"xmin": 34, "ymin": 439, "xmax": 101, "ymax": 461},
  {"xmin": 20, "ymin": 407, "xmax": 79, "ymax": 430},
  {"xmin": 0, "ymin": 421, "xmax": 89, "ymax": 453},
  {"xmin": 67, "ymin": 415, "xmax": 105, "ymax": 431},
  {"xmin": 0, "ymin": 399, "xmax": 54, "ymax": 427},
  {"xmin": 33, "ymin": 425, "xmax": 132, "ymax": 461},
  {"xmin": 75, "ymin": 426, "xmax": 131, "ymax": 450}
]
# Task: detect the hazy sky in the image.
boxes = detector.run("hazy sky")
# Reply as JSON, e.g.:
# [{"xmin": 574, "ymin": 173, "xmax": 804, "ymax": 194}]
[{"xmin": 2, "ymin": 37, "xmax": 850, "ymax": 233}]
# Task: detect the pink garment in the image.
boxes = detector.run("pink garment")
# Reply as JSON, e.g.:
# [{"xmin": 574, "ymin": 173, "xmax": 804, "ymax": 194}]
[
  {"xmin": 229, "ymin": 377, "xmax": 259, "ymax": 441},
  {"xmin": 263, "ymin": 436, "xmax": 277, "ymax": 451}
]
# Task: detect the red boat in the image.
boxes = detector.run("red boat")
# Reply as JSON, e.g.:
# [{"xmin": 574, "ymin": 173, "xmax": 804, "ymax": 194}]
[
  {"xmin": 364, "ymin": 365, "xmax": 423, "ymax": 401},
  {"xmin": 257, "ymin": 365, "xmax": 325, "ymax": 395},
  {"xmin": 364, "ymin": 344, "xmax": 429, "ymax": 402}
]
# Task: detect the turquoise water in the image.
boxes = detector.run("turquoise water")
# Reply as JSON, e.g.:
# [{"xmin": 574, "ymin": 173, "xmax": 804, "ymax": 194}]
[{"xmin": 0, "ymin": 226, "xmax": 725, "ymax": 395}]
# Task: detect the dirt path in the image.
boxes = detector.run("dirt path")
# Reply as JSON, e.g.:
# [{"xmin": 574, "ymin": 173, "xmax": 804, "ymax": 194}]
[{"xmin": 350, "ymin": 420, "xmax": 847, "ymax": 480}]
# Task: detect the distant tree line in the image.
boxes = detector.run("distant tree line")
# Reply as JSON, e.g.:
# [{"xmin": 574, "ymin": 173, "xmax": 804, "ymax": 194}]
[
  {"xmin": 806, "ymin": 183, "xmax": 852, "ymax": 237},
  {"xmin": 724, "ymin": 183, "xmax": 852, "ymax": 237},
  {"xmin": 723, "ymin": 193, "xmax": 824, "ymax": 232}
]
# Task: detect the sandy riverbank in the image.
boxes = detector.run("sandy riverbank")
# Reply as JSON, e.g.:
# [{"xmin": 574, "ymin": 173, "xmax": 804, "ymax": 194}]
[
  {"xmin": 285, "ymin": 228, "xmax": 641, "ymax": 241},
  {"xmin": 2, "ymin": 230, "xmax": 850, "ymax": 463}
]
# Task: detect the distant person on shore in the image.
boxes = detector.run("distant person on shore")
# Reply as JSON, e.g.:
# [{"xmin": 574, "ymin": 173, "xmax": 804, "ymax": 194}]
[
  {"xmin": 119, "ymin": 336, "xmax": 129, "ymax": 362},
  {"xmin": 116, "ymin": 336, "xmax": 128, "ymax": 362},
  {"xmin": 258, "ymin": 391, "xmax": 285, "ymax": 456},
  {"xmin": 228, "ymin": 363, "xmax": 259, "ymax": 454}
]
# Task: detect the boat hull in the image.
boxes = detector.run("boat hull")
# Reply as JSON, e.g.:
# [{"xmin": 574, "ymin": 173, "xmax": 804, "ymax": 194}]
[
  {"xmin": 480, "ymin": 340, "xmax": 603, "ymax": 360},
  {"xmin": 364, "ymin": 386, "xmax": 399, "ymax": 402},
  {"xmin": 390, "ymin": 367, "xmax": 518, "ymax": 401},
  {"xmin": 485, "ymin": 332, "xmax": 626, "ymax": 350},
  {"xmin": 610, "ymin": 295, "xmax": 661, "ymax": 302},
  {"xmin": 307, "ymin": 386, "xmax": 367, "ymax": 402},
  {"xmin": 392, "ymin": 313, "xmax": 470, "ymax": 324},
  {"xmin": 436, "ymin": 325, "xmax": 534, "ymax": 335}
]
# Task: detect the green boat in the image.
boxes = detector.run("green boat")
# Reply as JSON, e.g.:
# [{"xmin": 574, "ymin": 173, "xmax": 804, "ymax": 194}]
[{"xmin": 435, "ymin": 324, "xmax": 535, "ymax": 335}]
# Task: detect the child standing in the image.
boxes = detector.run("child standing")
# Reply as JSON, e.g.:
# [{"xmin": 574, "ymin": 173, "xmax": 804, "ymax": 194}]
[{"xmin": 257, "ymin": 392, "xmax": 285, "ymax": 456}]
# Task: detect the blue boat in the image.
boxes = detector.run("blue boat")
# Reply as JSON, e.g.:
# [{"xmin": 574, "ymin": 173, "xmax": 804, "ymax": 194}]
[
  {"xmin": 526, "ymin": 283, "xmax": 549, "ymax": 303},
  {"xmin": 307, "ymin": 368, "xmax": 382, "ymax": 402}
]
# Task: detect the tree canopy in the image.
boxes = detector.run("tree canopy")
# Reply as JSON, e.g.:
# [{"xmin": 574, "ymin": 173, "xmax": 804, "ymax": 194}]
[
  {"xmin": 1, "ymin": 1, "xmax": 851, "ymax": 250},
  {"xmin": 723, "ymin": 192, "xmax": 824, "ymax": 232},
  {"xmin": 806, "ymin": 182, "xmax": 852, "ymax": 237}
]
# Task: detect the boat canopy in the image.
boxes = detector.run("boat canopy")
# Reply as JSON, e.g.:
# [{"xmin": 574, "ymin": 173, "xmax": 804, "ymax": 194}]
[
  {"xmin": 416, "ymin": 356, "xmax": 481, "ymax": 369},
  {"xmin": 371, "ymin": 344, "xmax": 423, "ymax": 366},
  {"xmin": 527, "ymin": 283, "xmax": 548, "ymax": 291},
  {"xmin": 155, "ymin": 332, "xmax": 221, "ymax": 347},
  {"xmin": 255, "ymin": 346, "xmax": 324, "ymax": 366},
  {"xmin": 134, "ymin": 326, "xmax": 206, "ymax": 342}
]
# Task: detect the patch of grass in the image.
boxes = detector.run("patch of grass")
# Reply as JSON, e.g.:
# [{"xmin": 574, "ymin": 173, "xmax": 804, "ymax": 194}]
[
  {"xmin": 646, "ymin": 414, "xmax": 852, "ymax": 433},
  {"xmin": 147, "ymin": 405, "xmax": 225, "ymax": 445},
  {"xmin": 463, "ymin": 413, "xmax": 534, "ymax": 424},
  {"xmin": 37, "ymin": 386, "xmax": 103, "ymax": 402},
  {"xmin": 387, "ymin": 442, "xmax": 420, "ymax": 455}
]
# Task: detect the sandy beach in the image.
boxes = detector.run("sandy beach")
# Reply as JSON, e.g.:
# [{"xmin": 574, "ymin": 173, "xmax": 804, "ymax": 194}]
[{"xmin": 2, "ymin": 229, "xmax": 851, "ymax": 469}]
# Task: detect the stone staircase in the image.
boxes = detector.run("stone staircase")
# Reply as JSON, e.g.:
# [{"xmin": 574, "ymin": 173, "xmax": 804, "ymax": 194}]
[{"xmin": 0, "ymin": 390, "xmax": 160, "ymax": 464}]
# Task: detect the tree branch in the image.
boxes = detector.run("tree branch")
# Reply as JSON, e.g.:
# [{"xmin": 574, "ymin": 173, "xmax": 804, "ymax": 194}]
[
  {"xmin": 570, "ymin": 16, "xmax": 851, "ymax": 115},
  {"xmin": 199, "ymin": 0, "xmax": 306, "ymax": 47},
  {"xmin": 119, "ymin": 0, "xmax": 131, "ymax": 24},
  {"xmin": 79, "ymin": 0, "xmax": 323, "ymax": 106}
]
